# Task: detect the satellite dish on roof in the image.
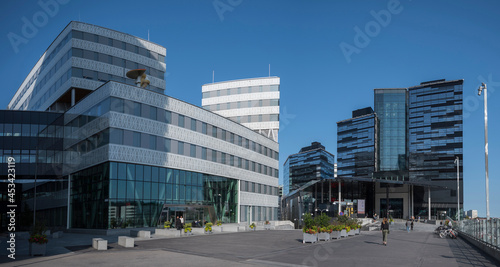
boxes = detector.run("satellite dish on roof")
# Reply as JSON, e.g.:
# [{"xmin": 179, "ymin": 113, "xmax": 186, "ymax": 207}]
[{"xmin": 126, "ymin": 69, "xmax": 150, "ymax": 88}]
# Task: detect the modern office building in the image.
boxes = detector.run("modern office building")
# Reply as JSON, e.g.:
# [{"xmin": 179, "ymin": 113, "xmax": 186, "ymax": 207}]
[
  {"xmin": 408, "ymin": 79, "xmax": 463, "ymax": 215},
  {"xmin": 6, "ymin": 21, "xmax": 279, "ymax": 230},
  {"xmin": 337, "ymin": 107, "xmax": 378, "ymax": 177},
  {"xmin": 202, "ymin": 77, "xmax": 280, "ymax": 142},
  {"xmin": 282, "ymin": 142, "xmax": 335, "ymax": 197},
  {"xmin": 336, "ymin": 79, "xmax": 463, "ymax": 220}
]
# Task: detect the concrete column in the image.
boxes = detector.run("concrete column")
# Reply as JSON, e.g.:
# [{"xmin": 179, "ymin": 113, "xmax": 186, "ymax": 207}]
[
  {"xmin": 411, "ymin": 185, "xmax": 414, "ymax": 219},
  {"xmin": 71, "ymin": 88, "xmax": 75, "ymax": 106},
  {"xmin": 328, "ymin": 180, "xmax": 331, "ymax": 205},
  {"xmin": 428, "ymin": 187, "xmax": 431, "ymax": 220},
  {"xmin": 67, "ymin": 174, "xmax": 71, "ymax": 229},
  {"xmin": 386, "ymin": 185, "xmax": 389, "ymax": 219},
  {"xmin": 338, "ymin": 180, "xmax": 342, "ymax": 215}
]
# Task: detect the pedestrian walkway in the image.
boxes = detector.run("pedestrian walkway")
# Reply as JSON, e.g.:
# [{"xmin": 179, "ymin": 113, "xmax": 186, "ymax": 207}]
[{"xmin": 1, "ymin": 222, "xmax": 498, "ymax": 266}]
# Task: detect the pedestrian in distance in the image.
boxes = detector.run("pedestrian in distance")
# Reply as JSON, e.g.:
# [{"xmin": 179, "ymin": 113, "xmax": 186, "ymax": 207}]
[
  {"xmin": 406, "ymin": 219, "xmax": 410, "ymax": 233},
  {"xmin": 176, "ymin": 216, "xmax": 181, "ymax": 230},
  {"xmin": 411, "ymin": 220, "xmax": 414, "ymax": 231},
  {"xmin": 381, "ymin": 217, "xmax": 390, "ymax": 246}
]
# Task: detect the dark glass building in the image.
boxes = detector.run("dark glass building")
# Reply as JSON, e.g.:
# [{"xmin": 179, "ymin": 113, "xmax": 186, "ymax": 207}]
[
  {"xmin": 336, "ymin": 79, "xmax": 464, "ymax": 220},
  {"xmin": 283, "ymin": 142, "xmax": 335, "ymax": 196},
  {"xmin": 408, "ymin": 79, "xmax": 463, "ymax": 215},
  {"xmin": 337, "ymin": 107, "xmax": 378, "ymax": 177}
]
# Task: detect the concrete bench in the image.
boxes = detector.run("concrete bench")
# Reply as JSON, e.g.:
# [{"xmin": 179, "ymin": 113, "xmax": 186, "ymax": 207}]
[
  {"xmin": 118, "ymin": 236, "xmax": 134, "ymax": 248},
  {"xmin": 131, "ymin": 230, "xmax": 151, "ymax": 238},
  {"xmin": 92, "ymin": 238, "xmax": 107, "ymax": 250}
]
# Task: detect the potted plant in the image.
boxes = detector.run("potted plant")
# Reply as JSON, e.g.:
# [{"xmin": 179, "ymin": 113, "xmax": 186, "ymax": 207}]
[
  {"xmin": 216, "ymin": 220, "xmax": 222, "ymax": 226},
  {"xmin": 264, "ymin": 220, "xmax": 271, "ymax": 230},
  {"xmin": 302, "ymin": 227, "xmax": 318, "ymax": 243},
  {"xmin": 355, "ymin": 224, "xmax": 361, "ymax": 235},
  {"xmin": 340, "ymin": 225, "xmax": 348, "ymax": 238},
  {"xmin": 164, "ymin": 221, "xmax": 171, "ymax": 229},
  {"xmin": 329, "ymin": 224, "xmax": 342, "ymax": 239},
  {"xmin": 249, "ymin": 222, "xmax": 256, "ymax": 231},
  {"xmin": 184, "ymin": 223, "xmax": 193, "ymax": 235},
  {"xmin": 29, "ymin": 223, "xmax": 48, "ymax": 256},
  {"xmin": 302, "ymin": 214, "xmax": 317, "ymax": 243},
  {"xmin": 318, "ymin": 227, "xmax": 331, "ymax": 241},
  {"xmin": 204, "ymin": 222, "xmax": 213, "ymax": 234}
]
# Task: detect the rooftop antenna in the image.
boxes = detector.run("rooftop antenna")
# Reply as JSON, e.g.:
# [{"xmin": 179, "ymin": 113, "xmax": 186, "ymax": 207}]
[
  {"xmin": 148, "ymin": 29, "xmax": 150, "ymax": 41},
  {"xmin": 212, "ymin": 70, "xmax": 215, "ymax": 83},
  {"xmin": 269, "ymin": 64, "xmax": 271, "ymax": 77}
]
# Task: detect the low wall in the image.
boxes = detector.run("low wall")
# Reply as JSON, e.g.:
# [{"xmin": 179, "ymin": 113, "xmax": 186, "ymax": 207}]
[{"xmin": 459, "ymin": 232, "xmax": 500, "ymax": 264}]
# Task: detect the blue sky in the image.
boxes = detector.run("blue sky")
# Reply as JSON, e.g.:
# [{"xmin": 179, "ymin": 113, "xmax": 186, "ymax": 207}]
[{"xmin": 1, "ymin": 0, "xmax": 499, "ymax": 218}]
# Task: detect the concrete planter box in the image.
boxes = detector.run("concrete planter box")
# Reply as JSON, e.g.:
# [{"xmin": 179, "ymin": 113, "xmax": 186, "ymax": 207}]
[
  {"xmin": 183, "ymin": 230, "xmax": 193, "ymax": 236},
  {"xmin": 318, "ymin": 232, "xmax": 330, "ymax": 241},
  {"xmin": 303, "ymin": 233, "xmax": 318, "ymax": 244},
  {"xmin": 204, "ymin": 230, "xmax": 213, "ymax": 234},
  {"xmin": 355, "ymin": 228, "xmax": 360, "ymax": 235},
  {"xmin": 330, "ymin": 231, "xmax": 342, "ymax": 239},
  {"xmin": 155, "ymin": 229, "xmax": 180, "ymax": 237},
  {"xmin": 264, "ymin": 225, "xmax": 271, "ymax": 230},
  {"xmin": 29, "ymin": 243, "xmax": 46, "ymax": 256},
  {"xmin": 348, "ymin": 230, "xmax": 355, "ymax": 236},
  {"xmin": 340, "ymin": 229, "xmax": 347, "ymax": 238}
]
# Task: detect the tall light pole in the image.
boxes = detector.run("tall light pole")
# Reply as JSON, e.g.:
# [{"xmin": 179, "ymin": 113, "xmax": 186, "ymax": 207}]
[
  {"xmin": 478, "ymin": 83, "xmax": 489, "ymax": 220},
  {"xmin": 454, "ymin": 156, "xmax": 460, "ymax": 221}
]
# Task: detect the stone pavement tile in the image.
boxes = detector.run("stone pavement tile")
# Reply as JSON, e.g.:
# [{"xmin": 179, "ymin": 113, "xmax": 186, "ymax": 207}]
[{"xmin": 2, "ymin": 226, "xmax": 499, "ymax": 267}]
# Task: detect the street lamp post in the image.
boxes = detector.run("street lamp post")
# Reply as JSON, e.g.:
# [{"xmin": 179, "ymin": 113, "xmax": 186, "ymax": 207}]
[
  {"xmin": 455, "ymin": 156, "xmax": 460, "ymax": 221},
  {"xmin": 315, "ymin": 208, "xmax": 329, "ymax": 215},
  {"xmin": 478, "ymin": 83, "xmax": 489, "ymax": 220}
]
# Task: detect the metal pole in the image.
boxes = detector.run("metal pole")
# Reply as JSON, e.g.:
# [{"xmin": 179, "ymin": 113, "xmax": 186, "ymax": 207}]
[
  {"xmin": 455, "ymin": 156, "xmax": 460, "ymax": 221},
  {"xmin": 428, "ymin": 187, "xmax": 431, "ymax": 221},
  {"xmin": 478, "ymin": 83, "xmax": 489, "ymax": 220}
]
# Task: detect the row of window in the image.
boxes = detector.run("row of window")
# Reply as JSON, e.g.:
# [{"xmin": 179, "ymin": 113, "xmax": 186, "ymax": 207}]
[
  {"xmin": 72, "ymin": 48, "xmax": 164, "ymax": 79},
  {"xmin": 70, "ymin": 127, "xmax": 279, "ymax": 179},
  {"xmin": 72, "ymin": 30, "xmax": 166, "ymax": 63},
  {"xmin": 203, "ymin": 99, "xmax": 279, "ymax": 111},
  {"xmin": 240, "ymin": 180, "xmax": 278, "ymax": 196},
  {"xmin": 31, "ymin": 68, "xmax": 73, "ymax": 111},
  {"xmin": 71, "ymin": 67, "xmax": 163, "ymax": 92},
  {"xmin": 11, "ymin": 32, "xmax": 72, "ymax": 109},
  {"xmin": 240, "ymin": 205, "xmax": 278, "ymax": 222},
  {"xmin": 202, "ymin": 84, "xmax": 279, "ymax": 99},
  {"xmin": 226, "ymin": 114, "xmax": 279, "ymax": 124},
  {"xmin": 72, "ymin": 96, "xmax": 279, "ymax": 160},
  {"xmin": 16, "ymin": 49, "xmax": 72, "ymax": 110}
]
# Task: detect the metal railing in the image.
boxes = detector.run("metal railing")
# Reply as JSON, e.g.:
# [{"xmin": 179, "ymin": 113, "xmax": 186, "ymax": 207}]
[{"xmin": 459, "ymin": 218, "xmax": 500, "ymax": 249}]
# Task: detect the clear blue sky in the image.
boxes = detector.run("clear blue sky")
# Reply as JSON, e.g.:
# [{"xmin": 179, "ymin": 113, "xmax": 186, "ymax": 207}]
[{"xmin": 1, "ymin": 0, "xmax": 499, "ymax": 218}]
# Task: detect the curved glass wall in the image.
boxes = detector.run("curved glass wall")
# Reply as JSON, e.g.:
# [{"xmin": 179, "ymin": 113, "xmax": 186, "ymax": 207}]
[{"xmin": 70, "ymin": 162, "xmax": 239, "ymax": 229}]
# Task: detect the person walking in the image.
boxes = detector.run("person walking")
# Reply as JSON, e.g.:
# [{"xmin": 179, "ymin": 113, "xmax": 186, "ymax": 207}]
[
  {"xmin": 381, "ymin": 217, "xmax": 390, "ymax": 246},
  {"xmin": 175, "ymin": 216, "xmax": 181, "ymax": 230},
  {"xmin": 406, "ymin": 219, "xmax": 410, "ymax": 233},
  {"xmin": 411, "ymin": 220, "xmax": 414, "ymax": 231}
]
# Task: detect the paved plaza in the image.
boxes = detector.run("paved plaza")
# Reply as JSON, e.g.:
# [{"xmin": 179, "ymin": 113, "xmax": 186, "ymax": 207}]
[{"xmin": 1, "ymin": 222, "xmax": 498, "ymax": 267}]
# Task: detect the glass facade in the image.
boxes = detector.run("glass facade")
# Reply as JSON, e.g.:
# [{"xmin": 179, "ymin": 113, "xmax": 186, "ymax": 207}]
[
  {"xmin": 0, "ymin": 110, "xmax": 67, "ymax": 231},
  {"xmin": 283, "ymin": 142, "xmax": 335, "ymax": 196},
  {"xmin": 71, "ymin": 162, "xmax": 239, "ymax": 229},
  {"xmin": 374, "ymin": 89, "xmax": 407, "ymax": 171},
  {"xmin": 337, "ymin": 108, "xmax": 377, "ymax": 177},
  {"xmin": 408, "ymin": 80, "xmax": 463, "ymax": 210}
]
